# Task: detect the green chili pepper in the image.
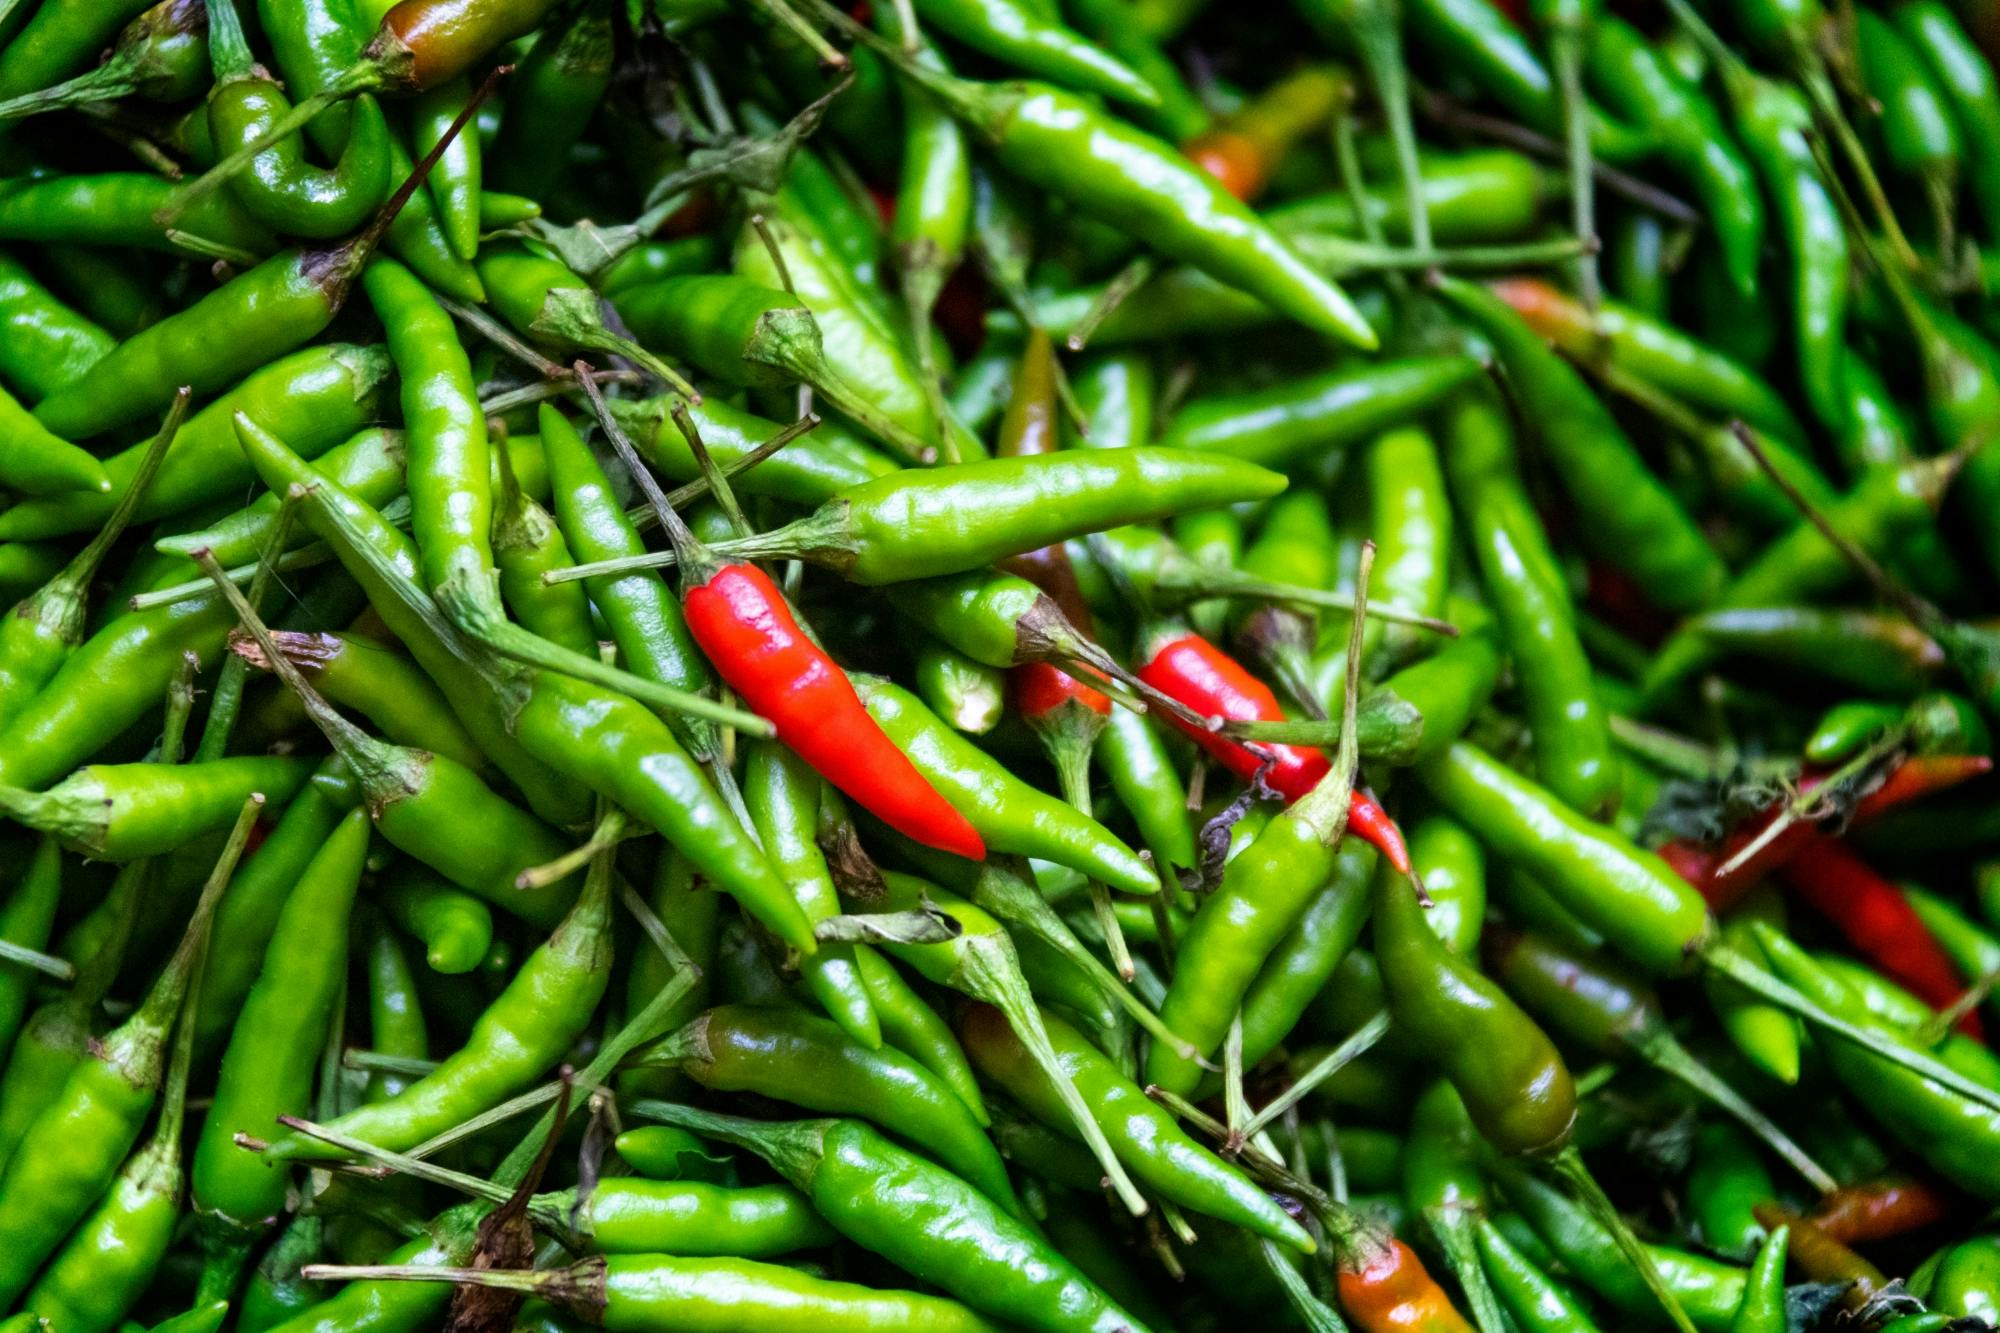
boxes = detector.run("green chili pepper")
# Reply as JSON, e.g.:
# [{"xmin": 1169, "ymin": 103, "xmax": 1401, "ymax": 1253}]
[
  {"xmin": 1929, "ymin": 1234, "xmax": 2000, "ymax": 1323},
  {"xmin": 239, "ymin": 630, "xmax": 488, "ymax": 772},
  {"xmin": 364, "ymin": 255, "xmax": 497, "ymax": 619},
  {"xmin": 266, "ymin": 830, "xmax": 613, "ymax": 1162},
  {"xmin": 21, "ymin": 849, "xmax": 204, "ymax": 1333},
  {"xmin": 1584, "ymin": 16, "xmax": 1761, "ymax": 294},
  {"xmin": 1491, "ymin": 1159, "xmax": 1747, "ymax": 1331},
  {"xmin": 1376, "ymin": 858, "xmax": 1577, "ymax": 1158},
  {"xmin": 1686, "ymin": 607, "xmax": 1944, "ymax": 696},
  {"xmin": 1376, "ymin": 596, "xmax": 1502, "ymax": 766},
  {"xmin": 539, "ymin": 1175, "xmax": 836, "ymax": 1258},
  {"xmin": 746, "ymin": 741, "xmax": 880, "ymax": 1044},
  {"xmin": 1158, "ymin": 358, "xmax": 1478, "ymax": 467},
  {"xmin": 911, "ymin": 0, "xmax": 1159, "ymax": 107},
  {"xmin": 1642, "ymin": 454, "xmax": 1960, "ymax": 700},
  {"xmin": 635, "ymin": 1100, "xmax": 1146, "ymax": 1333},
  {"xmin": 1726, "ymin": 1224, "xmax": 1786, "ymax": 1333},
  {"xmin": 0, "ymin": 797, "xmax": 254, "ymax": 1307},
  {"xmin": 1752, "ymin": 925, "xmax": 2000, "ymax": 1199},
  {"xmin": 1064, "ymin": 0, "xmax": 1206, "ymax": 139},
  {"xmin": 635, "ymin": 1003, "xmax": 1017, "ymax": 1214},
  {"xmin": 615, "ymin": 274, "xmax": 938, "ymax": 464},
  {"xmin": 0, "ymin": 756, "xmax": 307, "ymax": 862},
  {"xmin": 850, "ymin": 675, "xmax": 1152, "ymax": 894},
  {"xmin": 1702, "ymin": 888, "xmax": 1801, "ymax": 1087},
  {"xmin": 256, "ymin": 1202, "xmax": 482, "ymax": 1333},
  {"xmin": 732, "ymin": 170, "xmax": 984, "ymax": 465},
  {"xmin": 310, "ymin": 1250, "xmax": 1007, "ymax": 1333},
  {"xmin": 1896, "ymin": 2, "xmax": 2000, "ymax": 247},
  {"xmin": 1421, "ymin": 741, "xmax": 1711, "ymax": 974},
  {"xmin": 1476, "ymin": 1213, "xmax": 1605, "ymax": 1333},
  {"xmin": 1698, "ymin": 43, "xmax": 1849, "ymax": 430},
  {"xmin": 489, "ymin": 3, "xmax": 612, "ymax": 200},
  {"xmin": 408, "ymin": 77, "xmax": 480, "ymax": 260},
  {"xmin": 0, "ymin": 172, "xmax": 271, "ymax": 257},
  {"xmin": 1438, "ymin": 276, "xmax": 1724, "ymax": 614},
  {"xmin": 0, "ymin": 0, "xmax": 156, "ymax": 103},
  {"xmin": 0, "ymin": 836, "xmax": 60, "ymax": 1063},
  {"xmin": 1, "ymin": 341, "xmax": 390, "ymax": 543},
  {"xmin": 1441, "ymin": 392, "xmax": 1617, "ymax": 817},
  {"xmin": 962, "ymin": 1001, "xmax": 1314, "ymax": 1250},
  {"xmin": 612, "ymin": 394, "xmax": 897, "ymax": 508},
  {"xmin": 570, "ymin": 448, "xmax": 1285, "ymax": 590},
  {"xmin": 378, "ymin": 861, "xmax": 493, "ymax": 975},
  {"xmin": 1407, "ymin": 0, "xmax": 1651, "ymax": 161},
  {"xmin": 1685, "ymin": 1122, "xmax": 1775, "ymax": 1261},
  {"xmin": 479, "ymin": 244, "xmax": 698, "ymax": 398},
  {"xmin": 0, "ymin": 251, "xmax": 114, "ymax": 403},
  {"xmin": 1855, "ymin": 8, "xmax": 1961, "ymax": 254},
  {"xmin": 826, "ymin": 20, "xmax": 1378, "ymax": 349},
  {"xmin": 191, "ymin": 806, "xmax": 370, "ymax": 1295}
]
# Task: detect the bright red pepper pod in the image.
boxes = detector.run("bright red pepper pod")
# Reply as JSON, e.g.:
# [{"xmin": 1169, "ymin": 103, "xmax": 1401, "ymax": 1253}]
[
  {"xmin": 1136, "ymin": 631, "xmax": 1330, "ymax": 799},
  {"xmin": 684, "ymin": 563, "xmax": 986, "ymax": 861},
  {"xmin": 1011, "ymin": 661, "xmax": 1111, "ymax": 723},
  {"xmin": 1134, "ymin": 630, "xmax": 1409, "ymax": 871},
  {"xmin": 1780, "ymin": 834, "xmax": 1983, "ymax": 1042}
]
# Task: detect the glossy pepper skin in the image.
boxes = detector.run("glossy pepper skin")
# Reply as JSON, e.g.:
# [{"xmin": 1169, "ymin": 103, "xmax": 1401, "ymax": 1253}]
[
  {"xmin": 693, "ymin": 448, "xmax": 1287, "ymax": 586},
  {"xmin": 852, "ymin": 675, "xmax": 1154, "ymax": 894},
  {"xmin": 264, "ymin": 838, "xmax": 614, "ymax": 1162},
  {"xmin": 1583, "ymin": 17, "xmax": 1762, "ymax": 294},
  {"xmin": 1437, "ymin": 276, "xmax": 1724, "ymax": 614},
  {"xmin": 190, "ymin": 808, "xmax": 368, "ymax": 1274},
  {"xmin": 1375, "ymin": 858, "xmax": 1576, "ymax": 1158},
  {"xmin": 635, "ymin": 1005, "xmax": 1019, "ymax": 1216},
  {"xmin": 1420, "ymin": 742, "xmax": 1712, "ymax": 976},
  {"xmin": 1754, "ymin": 926, "xmax": 2000, "ymax": 1199},
  {"xmin": 687, "ymin": 564, "xmax": 984, "ymax": 861},
  {"xmin": 630, "ymin": 1103, "xmax": 1147, "ymax": 1333}
]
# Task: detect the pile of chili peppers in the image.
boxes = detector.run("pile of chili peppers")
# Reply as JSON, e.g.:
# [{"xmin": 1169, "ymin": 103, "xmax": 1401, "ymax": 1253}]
[{"xmin": 9, "ymin": 0, "xmax": 2000, "ymax": 1329}]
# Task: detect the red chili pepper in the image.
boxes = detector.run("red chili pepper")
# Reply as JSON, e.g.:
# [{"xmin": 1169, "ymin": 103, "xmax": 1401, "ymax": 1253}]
[
  {"xmin": 1808, "ymin": 1175, "xmax": 1953, "ymax": 1244},
  {"xmin": 1667, "ymin": 754, "xmax": 1993, "ymax": 911},
  {"xmin": 1134, "ymin": 630, "xmax": 1410, "ymax": 872},
  {"xmin": 1778, "ymin": 834, "xmax": 1982, "ymax": 1040},
  {"xmin": 1184, "ymin": 130, "xmax": 1269, "ymax": 203},
  {"xmin": 1012, "ymin": 661, "xmax": 1110, "ymax": 723},
  {"xmin": 685, "ymin": 563, "xmax": 986, "ymax": 860},
  {"xmin": 1335, "ymin": 1235, "xmax": 1475, "ymax": 1333}
]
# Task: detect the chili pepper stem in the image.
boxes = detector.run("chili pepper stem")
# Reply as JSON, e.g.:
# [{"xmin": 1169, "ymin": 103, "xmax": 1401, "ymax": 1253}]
[
  {"xmin": 440, "ymin": 296, "xmax": 570, "ymax": 379},
  {"xmin": 195, "ymin": 497, "xmax": 301, "ymax": 761},
  {"xmin": 748, "ymin": 312, "xmax": 938, "ymax": 465},
  {"xmin": 1425, "ymin": 1206, "xmax": 1514, "ymax": 1333},
  {"xmin": 976, "ymin": 858, "xmax": 1204, "ymax": 1061},
  {"xmin": 1548, "ymin": 26, "xmax": 1600, "ymax": 311},
  {"xmin": 1701, "ymin": 941, "xmax": 2000, "ymax": 1113},
  {"xmin": 515, "ymin": 810, "xmax": 634, "ymax": 891},
  {"xmin": 1549, "ymin": 1145, "xmax": 1698, "ymax": 1333},
  {"xmin": 1046, "ymin": 730, "xmax": 1136, "ymax": 983},
  {"xmin": 1259, "ymin": 1237, "xmax": 1348, "ymax": 1333},
  {"xmin": 1629, "ymin": 1028, "xmax": 1836, "ymax": 1193},
  {"xmin": 299, "ymin": 1262, "xmax": 557, "ymax": 1295},
  {"xmin": 899, "ymin": 257, "xmax": 959, "ymax": 461},
  {"xmin": 1287, "ymin": 542, "xmax": 1373, "ymax": 843},
  {"xmin": 1351, "ymin": 0, "xmax": 1431, "ymax": 252},
  {"xmin": 1066, "ymin": 257, "xmax": 1156, "ymax": 354},
  {"xmin": 436, "ymin": 579, "xmax": 773, "ymax": 735},
  {"xmin": 1919, "ymin": 966, "xmax": 2000, "ymax": 1046},
  {"xmin": 26, "ymin": 385, "xmax": 188, "ymax": 645},
  {"xmin": 535, "ymin": 297, "xmax": 701, "ymax": 403}
]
